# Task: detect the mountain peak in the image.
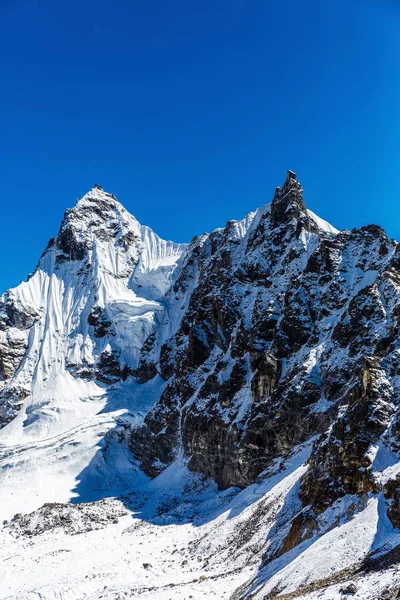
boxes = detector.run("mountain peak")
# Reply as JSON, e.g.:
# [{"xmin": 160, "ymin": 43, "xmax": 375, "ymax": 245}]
[
  {"xmin": 271, "ymin": 169, "xmax": 307, "ymax": 228},
  {"xmin": 285, "ymin": 169, "xmax": 297, "ymax": 182},
  {"xmin": 77, "ymin": 185, "xmax": 121, "ymax": 208},
  {"xmin": 52, "ymin": 187, "xmax": 140, "ymax": 264}
]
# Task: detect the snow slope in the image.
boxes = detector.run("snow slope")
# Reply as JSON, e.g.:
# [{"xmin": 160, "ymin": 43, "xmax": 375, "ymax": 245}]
[{"xmin": 1, "ymin": 446, "xmax": 399, "ymax": 600}]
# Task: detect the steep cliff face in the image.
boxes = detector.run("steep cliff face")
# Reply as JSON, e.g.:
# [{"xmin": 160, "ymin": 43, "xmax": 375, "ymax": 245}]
[{"xmin": 130, "ymin": 170, "xmax": 399, "ymax": 502}]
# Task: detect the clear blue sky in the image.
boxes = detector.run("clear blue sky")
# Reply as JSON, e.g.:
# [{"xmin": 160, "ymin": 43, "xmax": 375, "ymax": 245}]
[{"xmin": 1, "ymin": 0, "xmax": 399, "ymax": 292}]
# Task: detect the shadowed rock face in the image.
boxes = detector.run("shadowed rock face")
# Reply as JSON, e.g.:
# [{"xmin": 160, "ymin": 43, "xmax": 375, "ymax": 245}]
[
  {"xmin": 0, "ymin": 293, "xmax": 39, "ymax": 423},
  {"xmin": 271, "ymin": 169, "xmax": 310, "ymax": 229},
  {"xmin": 129, "ymin": 171, "xmax": 400, "ymax": 531}
]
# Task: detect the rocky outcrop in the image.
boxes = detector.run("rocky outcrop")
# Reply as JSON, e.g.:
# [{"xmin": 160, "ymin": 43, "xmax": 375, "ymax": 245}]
[
  {"xmin": 299, "ymin": 357, "xmax": 394, "ymax": 515},
  {"xmin": 0, "ymin": 293, "xmax": 39, "ymax": 423},
  {"xmin": 5, "ymin": 498, "xmax": 127, "ymax": 537},
  {"xmin": 384, "ymin": 475, "xmax": 400, "ymax": 529},
  {"xmin": 87, "ymin": 306, "xmax": 114, "ymax": 339}
]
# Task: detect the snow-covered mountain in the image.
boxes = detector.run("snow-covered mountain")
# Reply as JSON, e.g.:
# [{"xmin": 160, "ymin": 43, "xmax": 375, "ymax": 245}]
[
  {"xmin": 0, "ymin": 185, "xmax": 185, "ymax": 431},
  {"xmin": 0, "ymin": 173, "xmax": 399, "ymax": 600}
]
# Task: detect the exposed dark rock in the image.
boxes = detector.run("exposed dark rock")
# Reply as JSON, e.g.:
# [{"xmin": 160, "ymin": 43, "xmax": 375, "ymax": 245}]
[
  {"xmin": 271, "ymin": 170, "xmax": 308, "ymax": 229},
  {"xmin": 300, "ymin": 357, "xmax": 393, "ymax": 516},
  {"xmin": 56, "ymin": 221, "xmax": 87, "ymax": 261},
  {"xmin": 0, "ymin": 295, "xmax": 38, "ymax": 331},
  {"xmin": 130, "ymin": 171, "xmax": 400, "ymax": 501},
  {"xmin": 384, "ymin": 475, "xmax": 400, "ymax": 529},
  {"xmin": 5, "ymin": 499, "xmax": 127, "ymax": 537},
  {"xmin": 129, "ymin": 332, "xmax": 161, "ymax": 383},
  {"xmin": 159, "ymin": 340, "xmax": 175, "ymax": 380},
  {"xmin": 95, "ymin": 350, "xmax": 122, "ymax": 384},
  {"xmin": 88, "ymin": 306, "xmax": 114, "ymax": 338},
  {"xmin": 339, "ymin": 583, "xmax": 358, "ymax": 595},
  {"xmin": 129, "ymin": 380, "xmax": 182, "ymax": 477}
]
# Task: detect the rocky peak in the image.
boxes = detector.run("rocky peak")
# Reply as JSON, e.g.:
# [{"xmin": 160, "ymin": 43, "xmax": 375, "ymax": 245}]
[
  {"xmin": 270, "ymin": 169, "xmax": 308, "ymax": 229},
  {"xmin": 63, "ymin": 186, "xmax": 131, "ymax": 228},
  {"xmin": 54, "ymin": 186, "xmax": 142, "ymax": 263}
]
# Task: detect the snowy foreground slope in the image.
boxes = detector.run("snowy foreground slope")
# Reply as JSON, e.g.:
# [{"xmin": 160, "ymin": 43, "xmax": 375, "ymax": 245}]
[{"xmin": 0, "ymin": 173, "xmax": 399, "ymax": 599}]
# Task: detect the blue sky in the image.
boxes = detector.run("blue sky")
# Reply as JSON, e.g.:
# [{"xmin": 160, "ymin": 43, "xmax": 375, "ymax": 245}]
[{"xmin": 0, "ymin": 0, "xmax": 399, "ymax": 292}]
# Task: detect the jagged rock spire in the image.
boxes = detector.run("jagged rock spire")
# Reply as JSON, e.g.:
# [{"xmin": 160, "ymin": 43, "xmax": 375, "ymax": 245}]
[{"xmin": 271, "ymin": 169, "xmax": 307, "ymax": 228}]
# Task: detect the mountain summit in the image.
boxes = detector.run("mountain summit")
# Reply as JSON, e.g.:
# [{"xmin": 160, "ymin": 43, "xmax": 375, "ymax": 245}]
[
  {"xmin": 0, "ymin": 186, "xmax": 186, "ymax": 428},
  {"xmin": 0, "ymin": 173, "xmax": 399, "ymax": 599}
]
